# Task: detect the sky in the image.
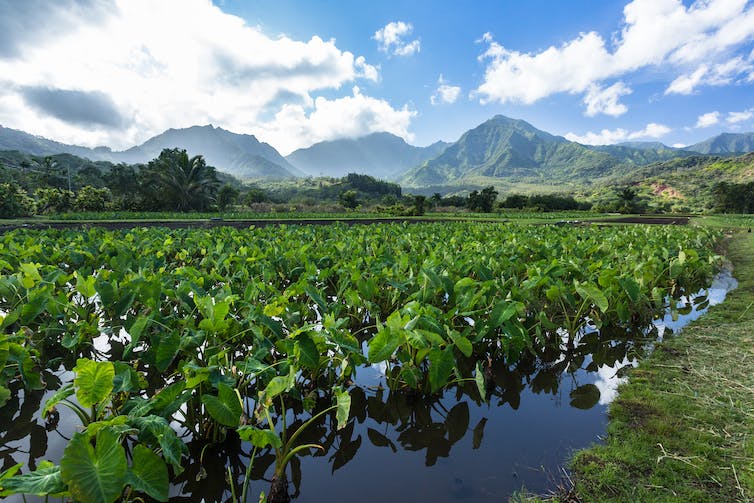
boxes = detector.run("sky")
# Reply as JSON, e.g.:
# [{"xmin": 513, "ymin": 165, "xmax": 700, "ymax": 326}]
[{"xmin": 0, "ymin": 0, "xmax": 753, "ymax": 155}]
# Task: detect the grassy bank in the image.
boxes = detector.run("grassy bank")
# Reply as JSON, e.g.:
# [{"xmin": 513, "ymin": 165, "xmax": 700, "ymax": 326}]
[{"xmin": 550, "ymin": 230, "xmax": 754, "ymax": 502}]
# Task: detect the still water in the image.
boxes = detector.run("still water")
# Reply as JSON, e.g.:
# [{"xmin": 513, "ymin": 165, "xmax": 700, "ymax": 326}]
[{"xmin": 0, "ymin": 272, "xmax": 736, "ymax": 502}]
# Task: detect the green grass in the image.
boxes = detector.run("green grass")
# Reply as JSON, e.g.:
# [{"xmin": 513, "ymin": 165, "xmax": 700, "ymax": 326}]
[{"xmin": 533, "ymin": 230, "xmax": 754, "ymax": 502}]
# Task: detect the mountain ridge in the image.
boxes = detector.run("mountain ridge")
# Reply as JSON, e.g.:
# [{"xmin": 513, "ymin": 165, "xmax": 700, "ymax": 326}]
[{"xmin": 285, "ymin": 132, "xmax": 449, "ymax": 180}]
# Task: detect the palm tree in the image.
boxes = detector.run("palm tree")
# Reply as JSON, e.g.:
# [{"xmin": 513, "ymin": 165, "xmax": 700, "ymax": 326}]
[{"xmin": 142, "ymin": 149, "xmax": 219, "ymax": 211}]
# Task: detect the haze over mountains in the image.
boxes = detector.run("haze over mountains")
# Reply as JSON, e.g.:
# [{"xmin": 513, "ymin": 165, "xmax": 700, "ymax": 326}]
[
  {"xmin": 1, "ymin": 116, "xmax": 754, "ymax": 189},
  {"xmin": 286, "ymin": 133, "xmax": 449, "ymax": 179}
]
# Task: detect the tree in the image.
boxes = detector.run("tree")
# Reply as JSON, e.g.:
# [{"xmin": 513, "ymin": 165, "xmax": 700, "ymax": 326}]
[
  {"xmin": 243, "ymin": 187, "xmax": 268, "ymax": 206},
  {"xmin": 140, "ymin": 149, "xmax": 219, "ymax": 211},
  {"xmin": 430, "ymin": 193, "xmax": 442, "ymax": 208},
  {"xmin": 74, "ymin": 186, "xmax": 111, "ymax": 212},
  {"xmin": 217, "ymin": 184, "xmax": 240, "ymax": 211},
  {"xmin": 339, "ymin": 190, "xmax": 359, "ymax": 209},
  {"xmin": 0, "ymin": 183, "xmax": 35, "ymax": 218},
  {"xmin": 34, "ymin": 187, "xmax": 74, "ymax": 214},
  {"xmin": 411, "ymin": 195, "xmax": 427, "ymax": 215},
  {"xmin": 468, "ymin": 186, "xmax": 498, "ymax": 212}
]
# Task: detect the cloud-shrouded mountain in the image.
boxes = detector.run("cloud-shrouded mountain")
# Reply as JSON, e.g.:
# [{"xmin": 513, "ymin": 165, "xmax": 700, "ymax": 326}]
[
  {"xmin": 686, "ymin": 132, "xmax": 754, "ymax": 155},
  {"xmin": 114, "ymin": 125, "xmax": 303, "ymax": 179},
  {"xmin": 0, "ymin": 125, "xmax": 105, "ymax": 159},
  {"xmin": 0, "ymin": 124, "xmax": 301, "ymax": 179},
  {"xmin": 399, "ymin": 115, "xmax": 696, "ymax": 187},
  {"xmin": 285, "ymin": 132, "xmax": 449, "ymax": 179}
]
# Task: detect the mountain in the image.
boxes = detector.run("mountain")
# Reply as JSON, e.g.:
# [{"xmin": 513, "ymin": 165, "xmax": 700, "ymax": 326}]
[
  {"xmin": 285, "ymin": 132, "xmax": 450, "ymax": 179},
  {"xmin": 0, "ymin": 124, "xmax": 300, "ymax": 180},
  {"xmin": 0, "ymin": 125, "xmax": 107, "ymax": 160},
  {"xmin": 600, "ymin": 152, "xmax": 754, "ymax": 212},
  {"xmin": 687, "ymin": 132, "xmax": 754, "ymax": 154},
  {"xmin": 114, "ymin": 125, "xmax": 302, "ymax": 179},
  {"xmin": 400, "ymin": 115, "xmax": 696, "ymax": 188}
]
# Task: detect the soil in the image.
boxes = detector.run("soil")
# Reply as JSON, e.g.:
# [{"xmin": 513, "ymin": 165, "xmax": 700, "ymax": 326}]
[{"xmin": 0, "ymin": 215, "xmax": 689, "ymax": 233}]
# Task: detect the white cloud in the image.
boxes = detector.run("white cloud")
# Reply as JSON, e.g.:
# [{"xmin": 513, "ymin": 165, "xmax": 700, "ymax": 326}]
[
  {"xmin": 583, "ymin": 82, "xmax": 632, "ymax": 117},
  {"xmin": 475, "ymin": 0, "xmax": 754, "ymax": 110},
  {"xmin": 665, "ymin": 65, "xmax": 710, "ymax": 94},
  {"xmin": 430, "ymin": 75, "xmax": 461, "ymax": 105},
  {"xmin": 695, "ymin": 111, "xmax": 721, "ymax": 127},
  {"xmin": 0, "ymin": 0, "xmax": 384, "ymax": 150},
  {"xmin": 665, "ymin": 56, "xmax": 754, "ymax": 94},
  {"xmin": 374, "ymin": 21, "xmax": 421, "ymax": 57},
  {"xmin": 256, "ymin": 87, "xmax": 417, "ymax": 155},
  {"xmin": 565, "ymin": 122, "xmax": 672, "ymax": 145},
  {"xmin": 727, "ymin": 107, "xmax": 754, "ymax": 123}
]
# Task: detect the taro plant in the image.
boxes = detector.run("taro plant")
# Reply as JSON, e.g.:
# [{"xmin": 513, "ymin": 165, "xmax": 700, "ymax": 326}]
[
  {"xmin": 236, "ymin": 367, "xmax": 351, "ymax": 503},
  {"xmin": 1, "ymin": 426, "xmax": 170, "ymax": 503}
]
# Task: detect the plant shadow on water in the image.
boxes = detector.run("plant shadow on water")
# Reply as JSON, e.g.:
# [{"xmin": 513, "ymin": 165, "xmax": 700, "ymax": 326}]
[{"xmin": 0, "ymin": 272, "xmax": 735, "ymax": 503}]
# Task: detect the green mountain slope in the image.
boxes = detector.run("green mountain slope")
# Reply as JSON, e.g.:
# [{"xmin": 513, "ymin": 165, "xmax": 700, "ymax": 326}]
[
  {"xmin": 599, "ymin": 152, "xmax": 754, "ymax": 212},
  {"xmin": 399, "ymin": 115, "xmax": 693, "ymax": 188},
  {"xmin": 286, "ymin": 132, "xmax": 449, "ymax": 179},
  {"xmin": 687, "ymin": 133, "xmax": 754, "ymax": 154}
]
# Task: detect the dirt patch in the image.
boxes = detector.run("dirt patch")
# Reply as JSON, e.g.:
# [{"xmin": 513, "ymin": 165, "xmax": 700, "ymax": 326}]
[
  {"xmin": 614, "ymin": 398, "xmax": 662, "ymax": 430},
  {"xmin": 594, "ymin": 216, "xmax": 690, "ymax": 225},
  {"xmin": 0, "ymin": 217, "xmax": 457, "ymax": 234}
]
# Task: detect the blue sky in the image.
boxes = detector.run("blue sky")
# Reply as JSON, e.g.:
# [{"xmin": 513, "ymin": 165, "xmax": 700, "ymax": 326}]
[{"xmin": 0, "ymin": 0, "xmax": 753, "ymax": 154}]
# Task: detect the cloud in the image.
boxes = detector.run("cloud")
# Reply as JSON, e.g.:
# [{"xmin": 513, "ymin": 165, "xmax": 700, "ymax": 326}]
[
  {"xmin": 475, "ymin": 0, "xmax": 754, "ymax": 110},
  {"xmin": 21, "ymin": 87, "xmax": 125, "ymax": 127},
  {"xmin": 665, "ymin": 56, "xmax": 754, "ymax": 94},
  {"xmin": 0, "ymin": 0, "xmax": 383, "ymax": 150},
  {"xmin": 695, "ymin": 111, "xmax": 721, "ymax": 127},
  {"xmin": 430, "ymin": 75, "xmax": 461, "ymax": 105},
  {"xmin": 374, "ymin": 21, "xmax": 421, "ymax": 56},
  {"xmin": 565, "ymin": 122, "xmax": 671, "ymax": 145},
  {"xmin": 256, "ymin": 87, "xmax": 417, "ymax": 155},
  {"xmin": 727, "ymin": 107, "xmax": 754, "ymax": 123},
  {"xmin": 583, "ymin": 82, "xmax": 632, "ymax": 117},
  {"xmin": 0, "ymin": 0, "xmax": 111, "ymax": 58}
]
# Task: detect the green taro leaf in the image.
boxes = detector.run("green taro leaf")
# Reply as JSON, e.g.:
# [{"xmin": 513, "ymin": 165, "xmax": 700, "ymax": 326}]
[
  {"xmin": 60, "ymin": 428, "xmax": 127, "ymax": 503},
  {"xmin": 619, "ymin": 277, "xmax": 641, "ymax": 303},
  {"xmin": 128, "ymin": 416, "xmax": 186, "ymax": 473},
  {"xmin": 260, "ymin": 367, "xmax": 296, "ymax": 404},
  {"xmin": 19, "ymin": 263, "xmax": 42, "ymax": 288},
  {"xmin": 201, "ymin": 383, "xmax": 242, "ymax": 427},
  {"xmin": 1, "ymin": 461, "xmax": 66, "ymax": 496},
  {"xmin": 42, "ymin": 383, "xmax": 75, "ymax": 418},
  {"xmin": 76, "ymin": 273, "xmax": 96, "ymax": 299},
  {"xmin": 428, "ymin": 347, "xmax": 455, "ymax": 393},
  {"xmin": 73, "ymin": 359, "xmax": 115, "ymax": 409},
  {"xmin": 334, "ymin": 386, "xmax": 351, "ymax": 430},
  {"xmin": 0, "ymin": 463, "xmax": 23, "ymax": 497},
  {"xmin": 368, "ymin": 325, "xmax": 401, "ymax": 363},
  {"xmin": 575, "ymin": 283, "xmax": 609, "ymax": 313},
  {"xmin": 154, "ymin": 331, "xmax": 180, "ymax": 372},
  {"xmin": 452, "ymin": 334, "xmax": 473, "ymax": 357},
  {"xmin": 237, "ymin": 426, "xmax": 283, "ymax": 449},
  {"xmin": 295, "ymin": 333, "xmax": 320, "ymax": 370},
  {"xmin": 0, "ymin": 385, "xmax": 10, "ymax": 408},
  {"xmin": 474, "ymin": 362, "xmax": 486, "ymax": 401},
  {"xmin": 20, "ymin": 288, "xmax": 49, "ymax": 324},
  {"xmin": 125, "ymin": 445, "xmax": 168, "ymax": 502}
]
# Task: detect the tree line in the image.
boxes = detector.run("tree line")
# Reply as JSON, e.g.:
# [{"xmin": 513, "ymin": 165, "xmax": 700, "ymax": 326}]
[{"xmin": 0, "ymin": 149, "xmax": 410, "ymax": 217}]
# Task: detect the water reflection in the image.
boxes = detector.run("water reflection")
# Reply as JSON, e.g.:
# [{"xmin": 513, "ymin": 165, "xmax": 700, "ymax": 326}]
[{"xmin": 0, "ymin": 272, "xmax": 737, "ymax": 503}]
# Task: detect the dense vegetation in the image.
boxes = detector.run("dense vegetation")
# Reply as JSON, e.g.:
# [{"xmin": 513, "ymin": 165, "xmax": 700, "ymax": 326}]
[
  {"xmin": 0, "ymin": 150, "xmax": 409, "ymax": 218},
  {"xmin": 0, "ymin": 222, "xmax": 720, "ymax": 502}
]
